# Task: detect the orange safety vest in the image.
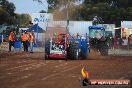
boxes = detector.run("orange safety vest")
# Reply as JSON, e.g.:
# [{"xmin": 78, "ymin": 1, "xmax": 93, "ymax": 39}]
[
  {"xmin": 21, "ymin": 34, "xmax": 28, "ymax": 41},
  {"xmin": 8, "ymin": 33, "xmax": 14, "ymax": 41},
  {"xmin": 29, "ymin": 33, "xmax": 33, "ymax": 42}
]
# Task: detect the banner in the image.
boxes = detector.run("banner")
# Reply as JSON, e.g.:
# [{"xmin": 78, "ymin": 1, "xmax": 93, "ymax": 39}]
[{"xmin": 32, "ymin": 13, "xmax": 53, "ymax": 23}]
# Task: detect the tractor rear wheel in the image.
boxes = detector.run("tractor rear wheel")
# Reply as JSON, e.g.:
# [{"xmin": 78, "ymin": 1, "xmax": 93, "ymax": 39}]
[
  {"xmin": 75, "ymin": 49, "xmax": 79, "ymax": 60},
  {"xmin": 100, "ymin": 46, "xmax": 108, "ymax": 56}
]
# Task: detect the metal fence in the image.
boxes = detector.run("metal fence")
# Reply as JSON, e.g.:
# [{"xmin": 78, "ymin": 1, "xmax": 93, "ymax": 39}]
[{"xmin": 108, "ymin": 37, "xmax": 132, "ymax": 56}]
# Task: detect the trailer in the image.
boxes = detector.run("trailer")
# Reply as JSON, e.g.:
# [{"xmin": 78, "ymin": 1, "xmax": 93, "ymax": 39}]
[{"xmin": 45, "ymin": 33, "xmax": 90, "ymax": 60}]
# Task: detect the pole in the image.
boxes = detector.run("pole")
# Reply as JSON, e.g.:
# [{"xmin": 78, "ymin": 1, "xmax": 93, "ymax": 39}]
[
  {"xmin": 44, "ymin": 20, "xmax": 48, "ymax": 60},
  {"xmin": 2, "ymin": 34, "xmax": 3, "ymax": 43},
  {"xmin": 65, "ymin": 0, "xmax": 70, "ymax": 60},
  {"xmin": 36, "ymin": 23, "xmax": 39, "ymax": 48}
]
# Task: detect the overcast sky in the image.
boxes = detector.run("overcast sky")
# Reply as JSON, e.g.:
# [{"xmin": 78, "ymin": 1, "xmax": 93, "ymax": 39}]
[{"xmin": 9, "ymin": 0, "xmax": 48, "ymax": 15}]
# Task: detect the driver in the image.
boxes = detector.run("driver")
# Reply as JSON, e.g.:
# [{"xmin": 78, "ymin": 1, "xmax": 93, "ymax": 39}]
[{"xmin": 95, "ymin": 32, "xmax": 102, "ymax": 39}]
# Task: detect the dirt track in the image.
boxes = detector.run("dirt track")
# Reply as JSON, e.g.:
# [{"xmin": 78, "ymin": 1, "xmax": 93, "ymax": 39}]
[{"xmin": 0, "ymin": 51, "xmax": 132, "ymax": 88}]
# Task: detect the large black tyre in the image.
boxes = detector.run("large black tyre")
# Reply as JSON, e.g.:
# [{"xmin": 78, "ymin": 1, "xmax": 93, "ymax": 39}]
[
  {"xmin": 85, "ymin": 50, "xmax": 90, "ymax": 59},
  {"xmin": 100, "ymin": 46, "xmax": 108, "ymax": 56},
  {"xmin": 74, "ymin": 49, "xmax": 79, "ymax": 60},
  {"xmin": 45, "ymin": 39, "xmax": 50, "ymax": 60},
  {"xmin": 45, "ymin": 53, "xmax": 49, "ymax": 60},
  {"xmin": 69, "ymin": 48, "xmax": 80, "ymax": 60},
  {"xmin": 81, "ymin": 51, "xmax": 89, "ymax": 60}
]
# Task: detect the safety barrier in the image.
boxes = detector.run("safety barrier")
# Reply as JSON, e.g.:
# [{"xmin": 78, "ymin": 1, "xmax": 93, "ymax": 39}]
[
  {"xmin": 109, "ymin": 37, "xmax": 132, "ymax": 56},
  {"xmin": 0, "ymin": 42, "xmax": 9, "ymax": 48}
]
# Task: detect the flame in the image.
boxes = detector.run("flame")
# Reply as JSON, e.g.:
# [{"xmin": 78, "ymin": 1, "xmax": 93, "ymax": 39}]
[{"xmin": 81, "ymin": 67, "xmax": 89, "ymax": 78}]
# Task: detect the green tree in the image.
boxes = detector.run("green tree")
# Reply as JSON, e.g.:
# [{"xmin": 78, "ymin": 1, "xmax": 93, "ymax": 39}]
[
  {"xmin": 47, "ymin": 0, "xmax": 76, "ymax": 10},
  {"xmin": 77, "ymin": 0, "xmax": 132, "ymax": 26},
  {"xmin": 0, "ymin": 0, "xmax": 16, "ymax": 25},
  {"xmin": 0, "ymin": 7, "xmax": 8, "ymax": 24},
  {"xmin": 6, "ymin": 2, "xmax": 16, "ymax": 16},
  {"xmin": 16, "ymin": 14, "xmax": 32, "ymax": 28},
  {"xmin": 48, "ymin": 0, "xmax": 79, "ymax": 20},
  {"xmin": 47, "ymin": 0, "xmax": 58, "ymax": 9}
]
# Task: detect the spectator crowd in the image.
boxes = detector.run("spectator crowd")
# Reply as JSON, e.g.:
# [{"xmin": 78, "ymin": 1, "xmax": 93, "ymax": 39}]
[{"xmin": 8, "ymin": 30, "xmax": 36, "ymax": 53}]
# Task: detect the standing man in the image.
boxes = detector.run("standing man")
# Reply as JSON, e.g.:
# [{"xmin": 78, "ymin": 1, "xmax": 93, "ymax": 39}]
[
  {"xmin": 8, "ymin": 32, "xmax": 14, "ymax": 52},
  {"xmin": 128, "ymin": 34, "xmax": 132, "ymax": 49},
  {"xmin": 21, "ymin": 31, "xmax": 29, "ymax": 52},
  {"xmin": 29, "ymin": 32, "xmax": 34, "ymax": 53},
  {"xmin": 13, "ymin": 30, "xmax": 17, "ymax": 41},
  {"xmin": 31, "ymin": 30, "xmax": 36, "ymax": 46}
]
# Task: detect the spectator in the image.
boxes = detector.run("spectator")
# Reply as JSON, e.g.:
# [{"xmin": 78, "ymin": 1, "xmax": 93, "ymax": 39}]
[
  {"xmin": 13, "ymin": 31, "xmax": 17, "ymax": 41},
  {"xmin": 21, "ymin": 31, "xmax": 29, "ymax": 52},
  {"xmin": 29, "ymin": 32, "xmax": 34, "ymax": 53},
  {"xmin": 16, "ymin": 32, "xmax": 21, "ymax": 41},
  {"xmin": 128, "ymin": 34, "xmax": 132, "ymax": 49},
  {"xmin": 31, "ymin": 30, "xmax": 36, "ymax": 46},
  {"xmin": 8, "ymin": 32, "xmax": 14, "ymax": 52},
  {"xmin": 114, "ymin": 36, "xmax": 118, "ymax": 49}
]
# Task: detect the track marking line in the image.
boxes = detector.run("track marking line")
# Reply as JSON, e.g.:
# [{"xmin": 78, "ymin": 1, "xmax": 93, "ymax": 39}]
[
  {"xmin": 1, "ymin": 61, "xmax": 57, "ymax": 79},
  {"xmin": 55, "ymin": 62, "xmax": 68, "ymax": 68},
  {"xmin": 53, "ymin": 64, "xmax": 74, "ymax": 72},
  {"xmin": 0, "ymin": 76, "xmax": 6, "ymax": 79},
  {"xmin": 52, "ymin": 62, "xmax": 70, "ymax": 72},
  {"xmin": 20, "ymin": 63, "xmax": 46, "ymax": 71},
  {"xmin": 0, "ymin": 64, "xmax": 8, "ymax": 67},
  {"xmin": 5, "ymin": 61, "xmax": 52, "ymax": 71},
  {"xmin": 17, "ymin": 60, "xmax": 28, "ymax": 63},
  {"xmin": 120, "ymin": 71, "xmax": 132, "ymax": 79},
  {"xmin": 7, "ymin": 72, "xmax": 12, "ymax": 75},
  {"xmin": 0, "ymin": 63, "xmax": 46, "ymax": 80},
  {"xmin": 5, "ymin": 63, "xmax": 42, "ymax": 71},
  {"xmin": 41, "ymin": 64, "xmax": 82, "ymax": 80},
  {"xmin": 12, "ymin": 74, "xmax": 32, "ymax": 82}
]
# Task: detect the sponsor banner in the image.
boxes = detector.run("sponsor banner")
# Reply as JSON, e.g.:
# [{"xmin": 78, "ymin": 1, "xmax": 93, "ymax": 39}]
[
  {"xmin": 90, "ymin": 79, "xmax": 130, "ymax": 86},
  {"xmin": 32, "ymin": 13, "xmax": 53, "ymax": 23},
  {"xmin": 81, "ymin": 67, "xmax": 130, "ymax": 87}
]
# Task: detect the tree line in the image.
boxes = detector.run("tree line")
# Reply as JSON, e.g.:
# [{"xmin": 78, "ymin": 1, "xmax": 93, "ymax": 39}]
[
  {"xmin": 79, "ymin": 0, "xmax": 132, "ymax": 26},
  {"xmin": 0, "ymin": 0, "xmax": 31, "ymax": 27},
  {"xmin": 47, "ymin": 0, "xmax": 132, "ymax": 27},
  {"xmin": 1, "ymin": 0, "xmax": 132, "ymax": 27}
]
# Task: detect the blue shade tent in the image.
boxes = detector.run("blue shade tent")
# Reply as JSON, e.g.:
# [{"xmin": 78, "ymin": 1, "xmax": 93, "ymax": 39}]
[
  {"xmin": 27, "ymin": 24, "xmax": 44, "ymax": 33},
  {"xmin": 27, "ymin": 24, "xmax": 45, "ymax": 48}
]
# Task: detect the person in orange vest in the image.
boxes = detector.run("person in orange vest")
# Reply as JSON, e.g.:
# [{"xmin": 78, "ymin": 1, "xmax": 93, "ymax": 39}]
[
  {"xmin": 29, "ymin": 32, "xmax": 34, "ymax": 53},
  {"xmin": 31, "ymin": 30, "xmax": 36, "ymax": 46},
  {"xmin": 21, "ymin": 31, "xmax": 29, "ymax": 52},
  {"xmin": 8, "ymin": 32, "xmax": 14, "ymax": 52}
]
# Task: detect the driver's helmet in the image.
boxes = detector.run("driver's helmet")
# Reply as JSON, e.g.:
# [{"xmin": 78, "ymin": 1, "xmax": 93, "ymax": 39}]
[{"xmin": 95, "ymin": 32, "xmax": 101, "ymax": 39}]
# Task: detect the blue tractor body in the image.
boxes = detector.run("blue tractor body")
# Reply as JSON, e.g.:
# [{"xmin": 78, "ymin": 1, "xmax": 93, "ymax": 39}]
[{"xmin": 67, "ymin": 34, "xmax": 90, "ymax": 59}]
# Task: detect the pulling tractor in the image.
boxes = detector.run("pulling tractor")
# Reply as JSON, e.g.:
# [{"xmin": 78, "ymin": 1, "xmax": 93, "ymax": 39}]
[
  {"xmin": 89, "ymin": 26, "xmax": 108, "ymax": 56},
  {"xmin": 45, "ymin": 33, "xmax": 90, "ymax": 60}
]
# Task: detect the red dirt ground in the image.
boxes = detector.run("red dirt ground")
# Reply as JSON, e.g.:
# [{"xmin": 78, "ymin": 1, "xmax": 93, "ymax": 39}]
[{"xmin": 0, "ymin": 51, "xmax": 132, "ymax": 88}]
